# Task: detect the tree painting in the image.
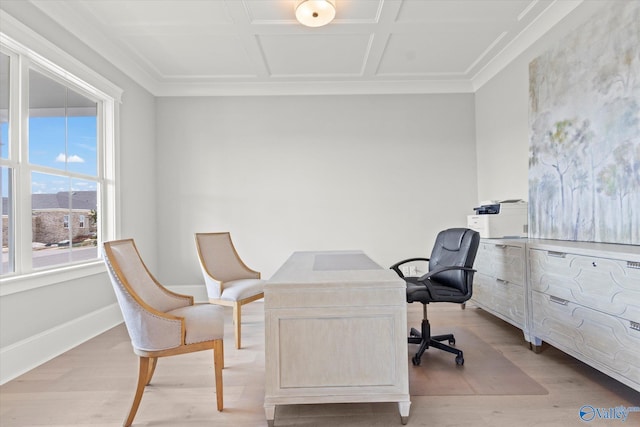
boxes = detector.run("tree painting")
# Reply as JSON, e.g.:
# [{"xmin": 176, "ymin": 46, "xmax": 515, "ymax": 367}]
[{"xmin": 529, "ymin": 1, "xmax": 640, "ymax": 245}]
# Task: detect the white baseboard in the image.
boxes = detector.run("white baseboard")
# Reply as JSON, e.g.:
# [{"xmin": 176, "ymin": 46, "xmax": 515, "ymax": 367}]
[
  {"xmin": 0, "ymin": 286, "xmax": 206, "ymax": 385},
  {"xmin": 0, "ymin": 303, "xmax": 123, "ymax": 385}
]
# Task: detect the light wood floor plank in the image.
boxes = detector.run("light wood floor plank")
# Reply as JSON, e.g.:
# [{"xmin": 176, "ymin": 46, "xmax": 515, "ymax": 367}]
[{"xmin": 1, "ymin": 301, "xmax": 638, "ymax": 426}]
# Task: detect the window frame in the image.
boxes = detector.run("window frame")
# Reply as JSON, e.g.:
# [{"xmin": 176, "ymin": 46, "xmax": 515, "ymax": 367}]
[{"xmin": 0, "ymin": 12, "xmax": 122, "ymax": 296}]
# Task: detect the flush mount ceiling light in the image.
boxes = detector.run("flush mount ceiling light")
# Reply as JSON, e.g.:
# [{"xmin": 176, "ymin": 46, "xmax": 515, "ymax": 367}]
[{"xmin": 295, "ymin": 0, "xmax": 336, "ymax": 27}]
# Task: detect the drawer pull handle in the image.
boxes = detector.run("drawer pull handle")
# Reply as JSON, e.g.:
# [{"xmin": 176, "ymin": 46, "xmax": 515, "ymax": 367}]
[
  {"xmin": 496, "ymin": 279, "xmax": 509, "ymax": 285},
  {"xmin": 495, "ymin": 245, "xmax": 507, "ymax": 249},
  {"xmin": 548, "ymin": 251, "xmax": 567, "ymax": 258},
  {"xmin": 628, "ymin": 261, "xmax": 640, "ymax": 270},
  {"xmin": 550, "ymin": 296, "xmax": 569, "ymax": 306},
  {"xmin": 631, "ymin": 321, "xmax": 640, "ymax": 332}
]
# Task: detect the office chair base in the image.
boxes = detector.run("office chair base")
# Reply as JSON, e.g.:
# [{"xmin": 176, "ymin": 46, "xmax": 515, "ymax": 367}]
[{"xmin": 408, "ymin": 323, "xmax": 465, "ymax": 366}]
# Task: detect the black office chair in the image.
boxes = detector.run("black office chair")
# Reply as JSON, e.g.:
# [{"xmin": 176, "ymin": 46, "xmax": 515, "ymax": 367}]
[{"xmin": 391, "ymin": 228, "xmax": 480, "ymax": 366}]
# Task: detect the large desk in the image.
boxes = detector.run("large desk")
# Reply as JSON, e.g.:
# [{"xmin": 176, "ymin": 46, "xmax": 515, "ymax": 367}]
[{"xmin": 264, "ymin": 251, "xmax": 411, "ymax": 426}]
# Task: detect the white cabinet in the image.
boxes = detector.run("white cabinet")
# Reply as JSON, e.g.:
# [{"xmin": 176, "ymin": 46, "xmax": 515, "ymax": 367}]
[
  {"xmin": 528, "ymin": 242, "xmax": 640, "ymax": 392},
  {"xmin": 471, "ymin": 240, "xmax": 528, "ymax": 339},
  {"xmin": 471, "ymin": 238, "xmax": 640, "ymax": 392}
]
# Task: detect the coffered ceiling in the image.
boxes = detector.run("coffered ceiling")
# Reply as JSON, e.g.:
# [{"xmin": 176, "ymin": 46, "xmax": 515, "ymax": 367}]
[{"xmin": 29, "ymin": 0, "xmax": 582, "ymax": 96}]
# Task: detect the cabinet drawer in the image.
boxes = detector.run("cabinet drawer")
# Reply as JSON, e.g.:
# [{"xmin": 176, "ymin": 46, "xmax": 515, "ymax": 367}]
[
  {"xmin": 529, "ymin": 249, "xmax": 640, "ymax": 320},
  {"xmin": 475, "ymin": 242, "xmax": 525, "ymax": 285},
  {"xmin": 531, "ymin": 291, "xmax": 640, "ymax": 386},
  {"xmin": 473, "ymin": 273, "xmax": 525, "ymax": 327}
]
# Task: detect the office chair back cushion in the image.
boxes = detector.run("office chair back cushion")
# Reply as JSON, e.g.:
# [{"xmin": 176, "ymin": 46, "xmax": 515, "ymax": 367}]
[{"xmin": 428, "ymin": 228, "xmax": 480, "ymax": 293}]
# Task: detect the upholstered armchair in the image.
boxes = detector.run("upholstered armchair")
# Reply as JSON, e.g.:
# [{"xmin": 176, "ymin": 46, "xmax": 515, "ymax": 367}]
[
  {"xmin": 195, "ymin": 232, "xmax": 264, "ymax": 349},
  {"xmin": 103, "ymin": 239, "xmax": 225, "ymax": 427}
]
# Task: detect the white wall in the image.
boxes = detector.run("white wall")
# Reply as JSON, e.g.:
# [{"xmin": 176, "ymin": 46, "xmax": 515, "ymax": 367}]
[
  {"xmin": 474, "ymin": 1, "xmax": 608, "ymax": 204},
  {"xmin": 156, "ymin": 94, "xmax": 478, "ymax": 288},
  {"xmin": 0, "ymin": 3, "xmax": 157, "ymax": 383}
]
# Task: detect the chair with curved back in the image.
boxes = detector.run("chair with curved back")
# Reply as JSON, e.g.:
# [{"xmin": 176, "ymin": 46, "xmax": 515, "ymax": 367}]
[
  {"xmin": 391, "ymin": 228, "xmax": 480, "ymax": 366},
  {"xmin": 194, "ymin": 232, "xmax": 265, "ymax": 349},
  {"xmin": 103, "ymin": 239, "xmax": 225, "ymax": 427}
]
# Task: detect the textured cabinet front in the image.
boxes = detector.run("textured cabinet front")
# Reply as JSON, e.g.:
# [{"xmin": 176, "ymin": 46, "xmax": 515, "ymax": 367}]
[
  {"xmin": 531, "ymin": 291, "xmax": 640, "ymax": 388},
  {"xmin": 474, "ymin": 274, "xmax": 525, "ymax": 327},
  {"xmin": 529, "ymin": 249, "xmax": 640, "ymax": 321},
  {"xmin": 528, "ymin": 242, "xmax": 640, "ymax": 391},
  {"xmin": 472, "ymin": 241, "xmax": 527, "ymax": 331},
  {"xmin": 474, "ymin": 242, "xmax": 525, "ymax": 285}
]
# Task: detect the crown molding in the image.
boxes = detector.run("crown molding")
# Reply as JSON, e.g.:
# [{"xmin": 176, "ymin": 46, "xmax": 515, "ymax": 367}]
[
  {"xmin": 471, "ymin": 0, "xmax": 583, "ymax": 91},
  {"xmin": 154, "ymin": 78, "xmax": 475, "ymax": 97},
  {"xmin": 27, "ymin": 0, "xmax": 162, "ymax": 95}
]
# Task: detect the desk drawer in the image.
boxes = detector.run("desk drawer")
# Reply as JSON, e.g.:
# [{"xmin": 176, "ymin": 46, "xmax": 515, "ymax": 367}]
[
  {"xmin": 265, "ymin": 285, "xmax": 405, "ymax": 309},
  {"xmin": 531, "ymin": 290, "xmax": 640, "ymax": 386},
  {"xmin": 529, "ymin": 249, "xmax": 640, "ymax": 319},
  {"xmin": 473, "ymin": 273, "xmax": 525, "ymax": 327},
  {"xmin": 475, "ymin": 242, "xmax": 525, "ymax": 285}
]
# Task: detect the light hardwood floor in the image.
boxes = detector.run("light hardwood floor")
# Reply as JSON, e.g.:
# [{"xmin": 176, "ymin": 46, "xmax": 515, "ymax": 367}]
[{"xmin": 1, "ymin": 300, "xmax": 638, "ymax": 426}]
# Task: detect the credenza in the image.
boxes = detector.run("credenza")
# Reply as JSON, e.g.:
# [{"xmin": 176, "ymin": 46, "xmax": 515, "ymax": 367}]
[
  {"xmin": 471, "ymin": 238, "xmax": 640, "ymax": 392},
  {"xmin": 264, "ymin": 250, "xmax": 411, "ymax": 426},
  {"xmin": 472, "ymin": 239, "xmax": 528, "ymax": 341}
]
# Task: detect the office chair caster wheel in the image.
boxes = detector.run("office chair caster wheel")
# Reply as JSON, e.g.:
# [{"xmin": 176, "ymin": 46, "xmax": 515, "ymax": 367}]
[
  {"xmin": 455, "ymin": 355, "xmax": 464, "ymax": 366},
  {"xmin": 412, "ymin": 355, "xmax": 421, "ymax": 366}
]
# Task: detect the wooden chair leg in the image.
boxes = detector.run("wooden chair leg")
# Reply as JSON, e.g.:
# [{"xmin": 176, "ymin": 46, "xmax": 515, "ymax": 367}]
[
  {"xmin": 146, "ymin": 357, "xmax": 158, "ymax": 385},
  {"xmin": 125, "ymin": 356, "xmax": 149, "ymax": 427},
  {"xmin": 233, "ymin": 303, "xmax": 241, "ymax": 349},
  {"xmin": 213, "ymin": 339, "xmax": 224, "ymax": 411}
]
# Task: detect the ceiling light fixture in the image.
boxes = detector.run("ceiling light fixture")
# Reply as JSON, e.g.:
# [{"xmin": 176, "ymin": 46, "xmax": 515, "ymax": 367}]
[{"xmin": 295, "ymin": 0, "xmax": 336, "ymax": 28}]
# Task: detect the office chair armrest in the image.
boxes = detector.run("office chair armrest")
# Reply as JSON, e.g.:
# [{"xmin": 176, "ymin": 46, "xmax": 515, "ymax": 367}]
[
  {"xmin": 418, "ymin": 265, "xmax": 476, "ymax": 282},
  {"xmin": 390, "ymin": 257, "xmax": 430, "ymax": 278}
]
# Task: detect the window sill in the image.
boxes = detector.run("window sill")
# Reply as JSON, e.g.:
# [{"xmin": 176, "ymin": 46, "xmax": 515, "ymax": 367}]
[{"xmin": 0, "ymin": 261, "xmax": 106, "ymax": 296}]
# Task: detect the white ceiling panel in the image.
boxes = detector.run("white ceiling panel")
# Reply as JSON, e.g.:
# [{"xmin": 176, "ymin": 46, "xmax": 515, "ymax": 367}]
[
  {"xmin": 81, "ymin": 0, "xmax": 234, "ymax": 26},
  {"xmin": 395, "ymin": 0, "xmax": 535, "ymax": 23},
  {"xmin": 24, "ymin": 0, "xmax": 583, "ymax": 95},
  {"xmin": 128, "ymin": 34, "xmax": 256, "ymax": 77},
  {"xmin": 259, "ymin": 34, "xmax": 371, "ymax": 76},
  {"xmin": 243, "ymin": 0, "xmax": 296, "ymax": 22},
  {"xmin": 378, "ymin": 24, "xmax": 506, "ymax": 75}
]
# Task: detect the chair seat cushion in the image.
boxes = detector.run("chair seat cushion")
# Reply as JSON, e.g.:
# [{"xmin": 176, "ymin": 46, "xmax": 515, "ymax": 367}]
[
  {"xmin": 426, "ymin": 282, "xmax": 469, "ymax": 303},
  {"xmin": 220, "ymin": 279, "xmax": 264, "ymax": 302},
  {"xmin": 167, "ymin": 304, "xmax": 225, "ymax": 344},
  {"xmin": 405, "ymin": 278, "xmax": 469, "ymax": 304}
]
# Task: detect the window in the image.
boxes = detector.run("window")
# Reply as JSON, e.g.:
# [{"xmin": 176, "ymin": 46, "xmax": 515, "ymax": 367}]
[
  {"xmin": 1, "ymin": 50, "xmax": 13, "ymax": 276},
  {"xmin": 1, "ymin": 26, "xmax": 120, "ymax": 283}
]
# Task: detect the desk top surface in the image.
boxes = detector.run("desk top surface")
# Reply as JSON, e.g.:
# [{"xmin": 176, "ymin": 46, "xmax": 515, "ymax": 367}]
[{"xmin": 266, "ymin": 250, "xmax": 404, "ymax": 288}]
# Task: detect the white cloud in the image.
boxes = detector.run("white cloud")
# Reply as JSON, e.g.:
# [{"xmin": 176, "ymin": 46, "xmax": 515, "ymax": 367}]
[{"xmin": 55, "ymin": 153, "xmax": 85, "ymax": 163}]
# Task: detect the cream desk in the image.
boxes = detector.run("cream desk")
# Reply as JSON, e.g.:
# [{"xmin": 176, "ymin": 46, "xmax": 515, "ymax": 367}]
[{"xmin": 264, "ymin": 250, "xmax": 411, "ymax": 426}]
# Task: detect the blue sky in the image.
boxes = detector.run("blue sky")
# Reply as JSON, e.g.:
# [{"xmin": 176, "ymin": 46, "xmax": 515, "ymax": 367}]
[{"xmin": 1, "ymin": 115, "xmax": 97, "ymax": 195}]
